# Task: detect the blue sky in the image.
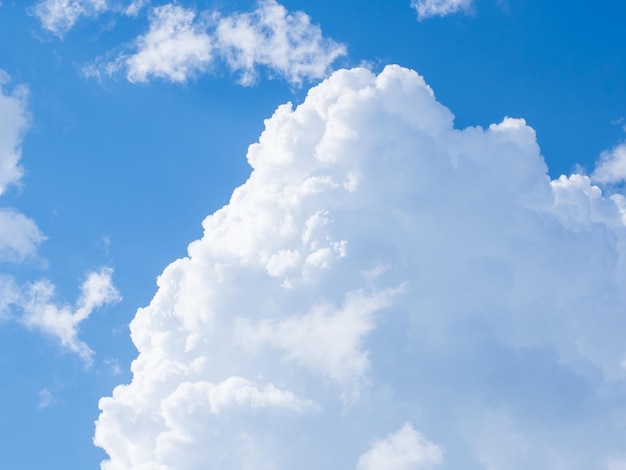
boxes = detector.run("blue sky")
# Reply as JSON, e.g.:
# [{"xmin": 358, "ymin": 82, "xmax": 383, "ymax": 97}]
[{"xmin": 2, "ymin": 1, "xmax": 626, "ymax": 469}]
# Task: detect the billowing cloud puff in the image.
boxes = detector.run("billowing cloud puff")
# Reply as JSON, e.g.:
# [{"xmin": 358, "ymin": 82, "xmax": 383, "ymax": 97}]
[
  {"xmin": 89, "ymin": 0, "xmax": 346, "ymax": 85},
  {"xmin": 96, "ymin": 65, "xmax": 626, "ymax": 469},
  {"xmin": 411, "ymin": 0, "xmax": 473, "ymax": 19}
]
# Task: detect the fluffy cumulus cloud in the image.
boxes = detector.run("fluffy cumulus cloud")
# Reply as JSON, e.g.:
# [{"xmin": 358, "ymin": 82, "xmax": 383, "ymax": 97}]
[
  {"xmin": 18, "ymin": 267, "xmax": 121, "ymax": 363},
  {"xmin": 0, "ymin": 72, "xmax": 44, "ymax": 262},
  {"xmin": 411, "ymin": 0, "xmax": 473, "ymax": 19},
  {"xmin": 120, "ymin": 4, "xmax": 214, "ymax": 83},
  {"xmin": 96, "ymin": 65, "xmax": 626, "ymax": 469},
  {"xmin": 89, "ymin": 0, "xmax": 346, "ymax": 85},
  {"xmin": 213, "ymin": 0, "xmax": 346, "ymax": 85}
]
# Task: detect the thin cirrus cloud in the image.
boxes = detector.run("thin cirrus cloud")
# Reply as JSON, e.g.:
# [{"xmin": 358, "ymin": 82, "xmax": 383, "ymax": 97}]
[
  {"xmin": 95, "ymin": 65, "xmax": 626, "ymax": 469},
  {"xmin": 86, "ymin": 0, "xmax": 347, "ymax": 86},
  {"xmin": 411, "ymin": 0, "xmax": 473, "ymax": 19}
]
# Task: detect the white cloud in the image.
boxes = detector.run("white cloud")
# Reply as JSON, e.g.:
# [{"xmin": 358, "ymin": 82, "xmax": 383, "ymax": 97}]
[
  {"xmin": 20, "ymin": 267, "xmax": 121, "ymax": 363},
  {"xmin": 606, "ymin": 457, "xmax": 626, "ymax": 470},
  {"xmin": 31, "ymin": 0, "xmax": 108, "ymax": 36},
  {"xmin": 103, "ymin": 358, "xmax": 123, "ymax": 375},
  {"xmin": 96, "ymin": 65, "xmax": 626, "ymax": 469},
  {"xmin": 0, "ymin": 74, "xmax": 28, "ymax": 194},
  {"xmin": 176, "ymin": 377, "xmax": 313, "ymax": 416},
  {"xmin": 236, "ymin": 288, "xmax": 401, "ymax": 401},
  {"xmin": 214, "ymin": 0, "xmax": 347, "ymax": 85},
  {"xmin": 90, "ymin": 0, "xmax": 346, "ymax": 85},
  {"xmin": 0, "ymin": 275, "xmax": 19, "ymax": 320},
  {"xmin": 411, "ymin": 0, "xmax": 473, "ymax": 19},
  {"xmin": 37, "ymin": 387, "xmax": 56, "ymax": 409},
  {"xmin": 0, "ymin": 73, "xmax": 45, "ymax": 262},
  {"xmin": 592, "ymin": 143, "xmax": 626, "ymax": 184},
  {"xmin": 0, "ymin": 73, "xmax": 117, "ymax": 367},
  {"xmin": 123, "ymin": 0, "xmax": 147, "ymax": 17},
  {"xmin": 31, "ymin": 0, "xmax": 152, "ymax": 35},
  {"xmin": 357, "ymin": 423, "xmax": 444, "ymax": 470},
  {"xmin": 124, "ymin": 4, "xmax": 214, "ymax": 83},
  {"xmin": 0, "ymin": 209, "xmax": 45, "ymax": 262}
]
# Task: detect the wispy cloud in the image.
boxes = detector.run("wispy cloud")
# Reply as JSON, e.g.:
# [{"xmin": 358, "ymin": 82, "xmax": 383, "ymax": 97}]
[
  {"xmin": 122, "ymin": 4, "xmax": 214, "ymax": 83},
  {"xmin": 0, "ymin": 72, "xmax": 45, "ymax": 262},
  {"xmin": 124, "ymin": 0, "xmax": 147, "ymax": 17},
  {"xmin": 0, "ymin": 275, "xmax": 19, "ymax": 320},
  {"xmin": 357, "ymin": 423, "xmax": 444, "ymax": 470},
  {"xmin": 31, "ymin": 0, "xmax": 150, "ymax": 36},
  {"xmin": 20, "ymin": 268, "xmax": 121, "ymax": 364},
  {"xmin": 31, "ymin": 0, "xmax": 108, "ymax": 37},
  {"xmin": 86, "ymin": 0, "xmax": 346, "ymax": 85},
  {"xmin": 213, "ymin": 0, "xmax": 346, "ymax": 85},
  {"xmin": 37, "ymin": 388, "xmax": 57, "ymax": 409},
  {"xmin": 0, "ymin": 209, "xmax": 45, "ymax": 263},
  {"xmin": 411, "ymin": 0, "xmax": 473, "ymax": 19},
  {"xmin": 592, "ymin": 142, "xmax": 626, "ymax": 184},
  {"xmin": 0, "ymin": 72, "xmax": 28, "ymax": 195},
  {"xmin": 0, "ymin": 71, "xmax": 119, "ymax": 364},
  {"xmin": 236, "ymin": 288, "xmax": 401, "ymax": 402}
]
